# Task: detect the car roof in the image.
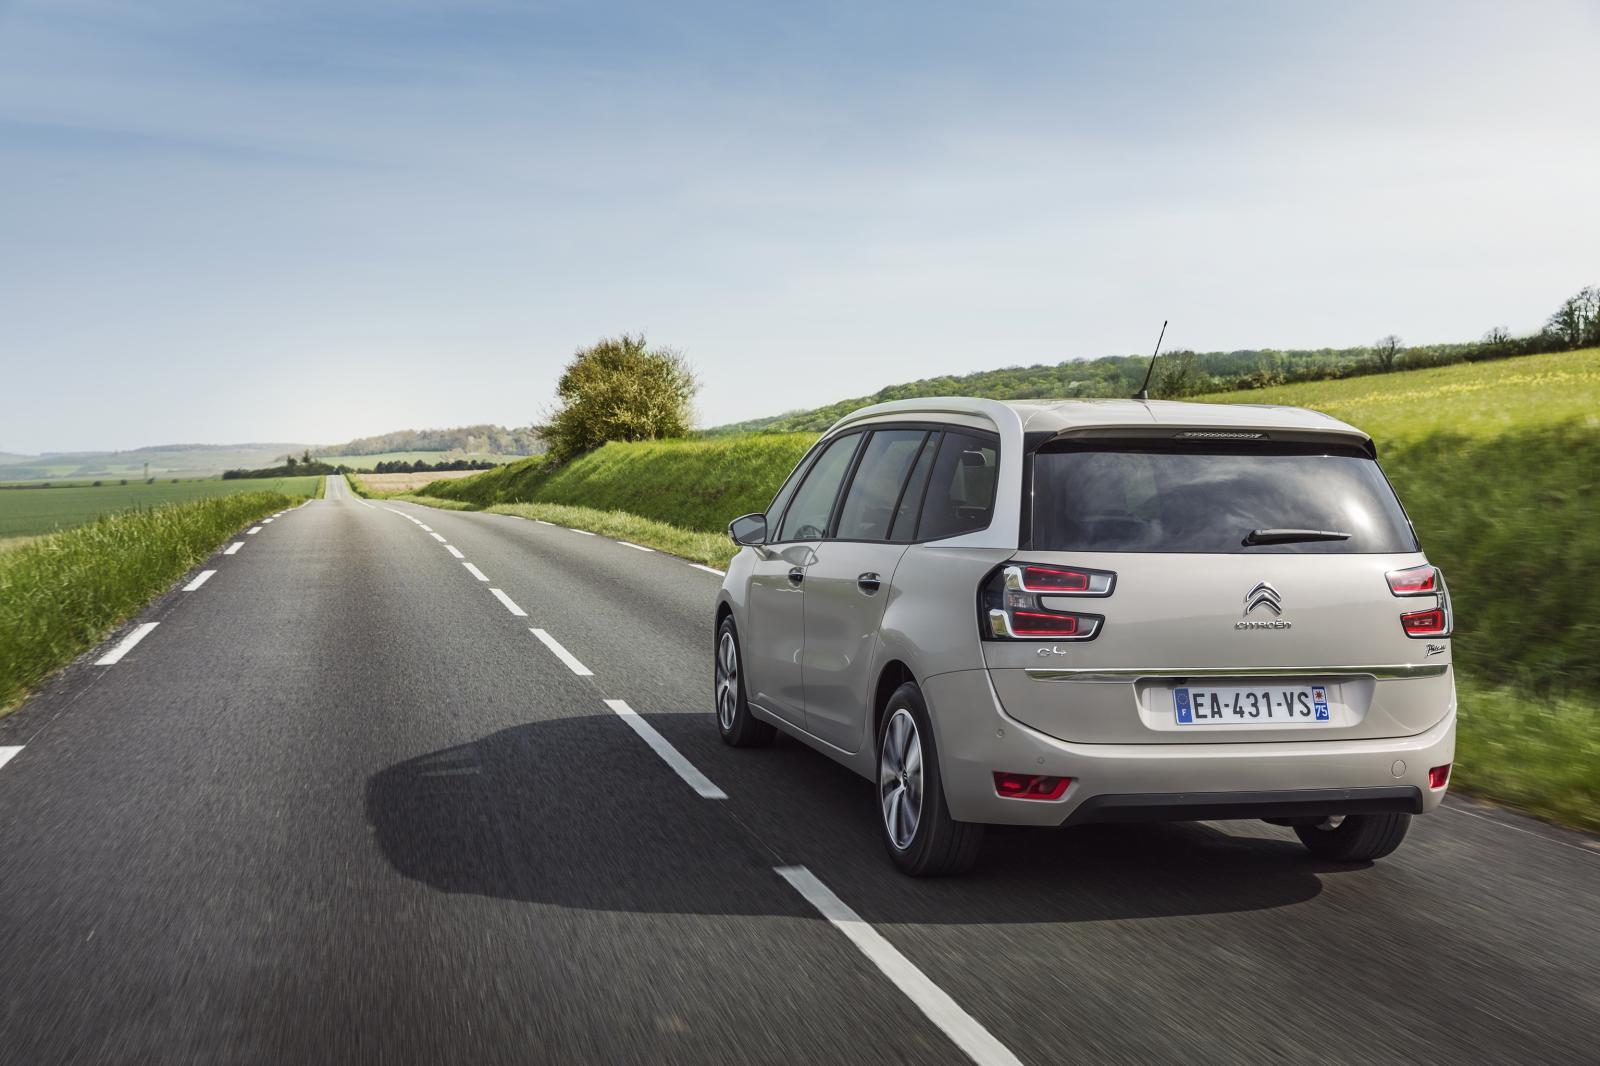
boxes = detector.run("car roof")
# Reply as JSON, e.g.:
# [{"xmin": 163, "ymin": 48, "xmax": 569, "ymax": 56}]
[{"xmin": 829, "ymin": 396, "xmax": 1370, "ymax": 443}]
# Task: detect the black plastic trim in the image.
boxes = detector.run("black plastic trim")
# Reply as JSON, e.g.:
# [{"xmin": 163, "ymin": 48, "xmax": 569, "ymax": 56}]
[{"xmin": 1062, "ymin": 786, "xmax": 1424, "ymax": 826}]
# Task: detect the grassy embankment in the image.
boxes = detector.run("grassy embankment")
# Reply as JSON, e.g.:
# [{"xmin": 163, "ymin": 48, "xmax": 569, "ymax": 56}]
[
  {"xmin": 0, "ymin": 490, "xmax": 300, "ymax": 711},
  {"xmin": 0, "ymin": 475, "xmax": 323, "ymax": 540},
  {"xmin": 416, "ymin": 348, "xmax": 1600, "ymax": 829}
]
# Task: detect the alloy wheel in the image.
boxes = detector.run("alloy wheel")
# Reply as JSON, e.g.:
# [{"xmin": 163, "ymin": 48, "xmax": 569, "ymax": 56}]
[
  {"xmin": 716, "ymin": 629, "xmax": 740, "ymax": 731},
  {"xmin": 879, "ymin": 708, "xmax": 924, "ymax": 850}
]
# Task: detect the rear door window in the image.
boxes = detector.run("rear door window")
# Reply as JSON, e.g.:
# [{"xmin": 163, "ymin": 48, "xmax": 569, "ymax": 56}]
[
  {"xmin": 887, "ymin": 433, "xmax": 939, "ymax": 542},
  {"xmin": 834, "ymin": 430, "xmax": 928, "ymax": 541},
  {"xmin": 916, "ymin": 432, "xmax": 999, "ymax": 540},
  {"xmin": 776, "ymin": 433, "xmax": 861, "ymax": 542},
  {"xmin": 1031, "ymin": 442, "xmax": 1417, "ymax": 553}
]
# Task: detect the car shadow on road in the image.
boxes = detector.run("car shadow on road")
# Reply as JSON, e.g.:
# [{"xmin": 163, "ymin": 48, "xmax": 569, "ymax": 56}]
[{"xmin": 367, "ymin": 713, "xmax": 1359, "ymax": 924}]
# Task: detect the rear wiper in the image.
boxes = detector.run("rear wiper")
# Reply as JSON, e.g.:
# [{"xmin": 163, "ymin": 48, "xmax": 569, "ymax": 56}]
[{"xmin": 1243, "ymin": 528, "xmax": 1351, "ymax": 546}]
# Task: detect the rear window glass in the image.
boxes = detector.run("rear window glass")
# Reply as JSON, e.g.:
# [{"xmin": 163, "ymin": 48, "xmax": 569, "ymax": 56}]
[{"xmin": 1031, "ymin": 443, "xmax": 1417, "ymax": 554}]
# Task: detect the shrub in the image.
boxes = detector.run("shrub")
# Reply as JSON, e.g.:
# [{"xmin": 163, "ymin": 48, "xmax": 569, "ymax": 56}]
[{"xmin": 544, "ymin": 334, "xmax": 698, "ymax": 463}]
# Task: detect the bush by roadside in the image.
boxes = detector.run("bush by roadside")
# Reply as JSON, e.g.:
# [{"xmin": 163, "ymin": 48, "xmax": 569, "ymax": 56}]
[{"xmin": 0, "ymin": 491, "xmax": 296, "ymax": 711}]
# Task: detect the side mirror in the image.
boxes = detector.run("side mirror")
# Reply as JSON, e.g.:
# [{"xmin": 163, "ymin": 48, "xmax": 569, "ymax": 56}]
[{"xmin": 728, "ymin": 513, "xmax": 768, "ymax": 547}]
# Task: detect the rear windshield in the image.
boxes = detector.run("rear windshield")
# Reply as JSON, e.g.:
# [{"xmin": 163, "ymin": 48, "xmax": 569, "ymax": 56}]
[{"xmin": 1030, "ymin": 442, "xmax": 1417, "ymax": 554}]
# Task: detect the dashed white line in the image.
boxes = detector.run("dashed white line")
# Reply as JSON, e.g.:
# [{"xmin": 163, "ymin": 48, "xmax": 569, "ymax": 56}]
[
  {"xmin": 445, "ymin": 545, "xmax": 464, "ymax": 559},
  {"xmin": 774, "ymin": 866, "xmax": 1024, "ymax": 1066},
  {"xmin": 224, "ymin": 542, "xmax": 243, "ymax": 555},
  {"xmin": 96, "ymin": 622, "xmax": 159, "ymax": 665},
  {"xmin": 489, "ymin": 588, "xmax": 527, "ymax": 616},
  {"xmin": 429, "ymin": 532, "xmax": 447, "ymax": 543},
  {"xmin": 262, "ymin": 518, "xmax": 273, "ymax": 524},
  {"xmin": 690, "ymin": 563, "xmax": 727, "ymax": 576},
  {"xmin": 419, "ymin": 524, "xmax": 434, "ymax": 532},
  {"xmin": 603, "ymin": 699, "xmax": 726, "ymax": 800},
  {"xmin": 616, "ymin": 541, "xmax": 654, "ymax": 552},
  {"xmin": 0, "ymin": 746, "xmax": 23, "ymax": 772},
  {"xmin": 463, "ymin": 562, "xmax": 489, "ymax": 582},
  {"xmin": 530, "ymin": 628, "xmax": 594, "ymax": 676},
  {"xmin": 183, "ymin": 570, "xmax": 216, "ymax": 592},
  {"xmin": 246, "ymin": 526, "xmax": 262, "ymax": 535}
]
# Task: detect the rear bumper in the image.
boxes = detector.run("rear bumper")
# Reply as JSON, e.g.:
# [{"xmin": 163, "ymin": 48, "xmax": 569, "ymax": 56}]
[{"xmin": 922, "ymin": 668, "xmax": 1456, "ymax": 827}]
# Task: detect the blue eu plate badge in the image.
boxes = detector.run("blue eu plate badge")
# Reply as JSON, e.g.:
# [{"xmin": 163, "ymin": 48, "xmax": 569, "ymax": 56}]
[
  {"xmin": 1312, "ymin": 685, "xmax": 1330, "ymax": 721},
  {"xmin": 1174, "ymin": 688, "xmax": 1194, "ymax": 724}
]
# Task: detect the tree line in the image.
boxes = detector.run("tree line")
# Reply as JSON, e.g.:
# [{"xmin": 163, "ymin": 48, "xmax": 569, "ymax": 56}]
[{"xmin": 312, "ymin": 424, "xmax": 542, "ymax": 458}]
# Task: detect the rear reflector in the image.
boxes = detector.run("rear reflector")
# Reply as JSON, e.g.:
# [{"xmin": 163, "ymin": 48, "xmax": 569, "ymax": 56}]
[
  {"xmin": 1387, "ymin": 564, "xmax": 1438, "ymax": 595},
  {"xmin": 993, "ymin": 772, "xmax": 1072, "ymax": 800},
  {"xmin": 1401, "ymin": 608, "xmax": 1448, "ymax": 636},
  {"xmin": 1428, "ymin": 764, "xmax": 1451, "ymax": 790}
]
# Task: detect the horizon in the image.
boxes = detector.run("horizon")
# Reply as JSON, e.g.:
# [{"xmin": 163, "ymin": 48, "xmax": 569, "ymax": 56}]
[{"xmin": 5, "ymin": 0, "xmax": 1599, "ymax": 453}]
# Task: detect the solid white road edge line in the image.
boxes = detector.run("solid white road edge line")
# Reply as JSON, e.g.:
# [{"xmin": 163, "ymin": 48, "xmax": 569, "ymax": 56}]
[
  {"xmin": 603, "ymin": 699, "xmax": 726, "ymax": 800},
  {"xmin": 224, "ymin": 542, "xmax": 243, "ymax": 555},
  {"xmin": 430, "ymin": 532, "xmax": 447, "ymax": 543},
  {"xmin": 774, "ymin": 865, "xmax": 1024, "ymax": 1066},
  {"xmin": 445, "ymin": 545, "xmax": 465, "ymax": 559},
  {"xmin": 535, "ymin": 519, "xmax": 554, "ymax": 525},
  {"xmin": 96, "ymin": 622, "xmax": 159, "ymax": 666},
  {"xmin": 463, "ymin": 562, "xmax": 489, "ymax": 582},
  {"xmin": 489, "ymin": 588, "xmax": 527, "ymax": 616},
  {"xmin": 615, "ymin": 541, "xmax": 654, "ymax": 552},
  {"xmin": 0, "ymin": 746, "xmax": 23, "ymax": 772},
  {"xmin": 246, "ymin": 526, "xmax": 262, "ymax": 535},
  {"xmin": 529, "ymin": 628, "xmax": 594, "ymax": 676},
  {"xmin": 690, "ymin": 563, "xmax": 727, "ymax": 576},
  {"xmin": 570, "ymin": 528, "xmax": 596, "ymax": 536},
  {"xmin": 183, "ymin": 570, "xmax": 216, "ymax": 592}
]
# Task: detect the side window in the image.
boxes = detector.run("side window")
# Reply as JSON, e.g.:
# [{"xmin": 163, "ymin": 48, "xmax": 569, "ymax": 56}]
[
  {"xmin": 916, "ymin": 432, "xmax": 999, "ymax": 540},
  {"xmin": 887, "ymin": 432, "xmax": 939, "ymax": 542},
  {"xmin": 776, "ymin": 434, "xmax": 860, "ymax": 542},
  {"xmin": 834, "ymin": 430, "xmax": 927, "ymax": 541},
  {"xmin": 764, "ymin": 445, "xmax": 820, "ymax": 529}
]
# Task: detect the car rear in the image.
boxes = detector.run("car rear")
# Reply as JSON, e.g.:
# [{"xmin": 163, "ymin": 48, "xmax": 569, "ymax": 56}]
[{"xmin": 929, "ymin": 422, "xmax": 1456, "ymax": 836}]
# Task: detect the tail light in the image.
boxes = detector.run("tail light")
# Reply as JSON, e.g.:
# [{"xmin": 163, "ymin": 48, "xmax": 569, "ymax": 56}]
[
  {"xmin": 981, "ymin": 563, "xmax": 1110, "ymax": 641},
  {"xmin": 1386, "ymin": 564, "xmax": 1438, "ymax": 595},
  {"xmin": 993, "ymin": 772, "xmax": 1072, "ymax": 800},
  {"xmin": 1390, "ymin": 563, "xmax": 1453, "ymax": 638}
]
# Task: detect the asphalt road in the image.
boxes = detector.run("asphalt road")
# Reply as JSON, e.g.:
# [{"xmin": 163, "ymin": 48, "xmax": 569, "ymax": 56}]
[{"xmin": 2, "ymin": 478, "xmax": 1596, "ymax": 1065}]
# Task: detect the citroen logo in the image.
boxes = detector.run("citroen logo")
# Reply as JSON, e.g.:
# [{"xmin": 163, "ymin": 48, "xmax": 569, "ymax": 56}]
[
  {"xmin": 1236, "ymin": 581, "xmax": 1292, "ymax": 630},
  {"xmin": 1243, "ymin": 581, "xmax": 1282, "ymax": 617}
]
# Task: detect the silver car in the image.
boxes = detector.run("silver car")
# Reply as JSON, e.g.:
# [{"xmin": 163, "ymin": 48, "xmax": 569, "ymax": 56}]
[{"xmin": 714, "ymin": 398, "xmax": 1455, "ymax": 875}]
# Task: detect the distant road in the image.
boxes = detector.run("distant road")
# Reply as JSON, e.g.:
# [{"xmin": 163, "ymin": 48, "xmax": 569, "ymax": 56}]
[{"xmin": 1, "ymin": 478, "xmax": 1596, "ymax": 1064}]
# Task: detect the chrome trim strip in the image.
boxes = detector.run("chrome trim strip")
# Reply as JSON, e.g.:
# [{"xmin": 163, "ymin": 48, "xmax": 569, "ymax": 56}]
[{"xmin": 1025, "ymin": 663, "xmax": 1449, "ymax": 683}]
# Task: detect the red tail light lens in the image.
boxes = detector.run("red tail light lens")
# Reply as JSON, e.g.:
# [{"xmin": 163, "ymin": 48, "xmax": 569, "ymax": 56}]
[
  {"xmin": 1428, "ymin": 764, "xmax": 1451, "ymax": 790},
  {"xmin": 993, "ymin": 772, "xmax": 1072, "ymax": 800},
  {"xmin": 981, "ymin": 563, "xmax": 1110, "ymax": 641},
  {"xmin": 1387, "ymin": 564, "xmax": 1438, "ymax": 595},
  {"xmin": 1401, "ymin": 608, "xmax": 1448, "ymax": 636}
]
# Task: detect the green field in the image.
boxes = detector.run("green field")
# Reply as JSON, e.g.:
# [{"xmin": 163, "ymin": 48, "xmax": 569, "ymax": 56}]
[
  {"xmin": 419, "ymin": 346, "xmax": 1600, "ymax": 830},
  {"xmin": 317, "ymin": 450, "xmax": 514, "ymax": 468},
  {"xmin": 0, "ymin": 477, "xmax": 324, "ymax": 538}
]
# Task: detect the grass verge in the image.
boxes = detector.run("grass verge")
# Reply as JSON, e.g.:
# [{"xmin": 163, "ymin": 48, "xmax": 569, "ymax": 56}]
[
  {"xmin": 0, "ymin": 490, "xmax": 297, "ymax": 712},
  {"xmin": 1455, "ymin": 683, "xmax": 1600, "ymax": 834}
]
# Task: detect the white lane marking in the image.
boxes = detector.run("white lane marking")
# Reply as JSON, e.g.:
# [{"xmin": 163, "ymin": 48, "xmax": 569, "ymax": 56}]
[
  {"xmin": 690, "ymin": 563, "xmax": 727, "ymax": 576},
  {"xmin": 535, "ymin": 519, "xmax": 554, "ymax": 526},
  {"xmin": 463, "ymin": 562, "xmax": 489, "ymax": 582},
  {"xmin": 96, "ymin": 622, "xmax": 159, "ymax": 665},
  {"xmin": 0, "ymin": 746, "xmax": 22, "ymax": 772},
  {"xmin": 1442, "ymin": 801, "xmax": 1600, "ymax": 860},
  {"xmin": 262, "ymin": 518, "xmax": 273, "ymax": 524},
  {"xmin": 183, "ymin": 570, "xmax": 216, "ymax": 592},
  {"xmin": 489, "ymin": 588, "xmax": 527, "ymax": 616},
  {"xmin": 224, "ymin": 542, "xmax": 243, "ymax": 555},
  {"xmin": 774, "ymin": 866, "xmax": 1023, "ymax": 1066},
  {"xmin": 430, "ymin": 532, "xmax": 447, "ymax": 543},
  {"xmin": 530, "ymin": 628, "xmax": 593, "ymax": 676},
  {"xmin": 384, "ymin": 508, "xmax": 405, "ymax": 515},
  {"xmin": 246, "ymin": 526, "xmax": 262, "ymax": 535},
  {"xmin": 603, "ymin": 699, "xmax": 726, "ymax": 800},
  {"xmin": 569, "ymin": 528, "xmax": 596, "ymax": 536},
  {"xmin": 445, "ymin": 545, "xmax": 464, "ymax": 559},
  {"xmin": 616, "ymin": 541, "xmax": 654, "ymax": 552},
  {"xmin": 419, "ymin": 524, "xmax": 433, "ymax": 532}
]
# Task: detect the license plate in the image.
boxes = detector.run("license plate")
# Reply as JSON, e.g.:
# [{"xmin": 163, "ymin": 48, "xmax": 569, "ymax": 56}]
[{"xmin": 1173, "ymin": 684, "xmax": 1331, "ymax": 726}]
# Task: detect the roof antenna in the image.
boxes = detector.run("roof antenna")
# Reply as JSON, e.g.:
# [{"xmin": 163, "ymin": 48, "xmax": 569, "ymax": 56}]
[{"xmin": 1133, "ymin": 319, "xmax": 1168, "ymax": 401}]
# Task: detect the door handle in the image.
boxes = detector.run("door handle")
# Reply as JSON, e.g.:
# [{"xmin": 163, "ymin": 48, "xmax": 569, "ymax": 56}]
[
  {"xmin": 857, "ymin": 572, "xmax": 882, "ymax": 594},
  {"xmin": 787, "ymin": 566, "xmax": 806, "ymax": 586}
]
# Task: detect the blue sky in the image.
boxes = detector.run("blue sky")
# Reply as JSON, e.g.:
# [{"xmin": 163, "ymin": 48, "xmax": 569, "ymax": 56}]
[{"xmin": 2, "ymin": 0, "xmax": 1597, "ymax": 452}]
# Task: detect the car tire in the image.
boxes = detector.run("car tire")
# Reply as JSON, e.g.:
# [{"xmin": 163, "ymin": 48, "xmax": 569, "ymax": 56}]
[
  {"xmin": 877, "ymin": 682, "xmax": 984, "ymax": 876},
  {"xmin": 1294, "ymin": 812, "xmax": 1411, "ymax": 862},
  {"xmin": 715, "ymin": 617, "xmax": 775, "ymax": 748}
]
